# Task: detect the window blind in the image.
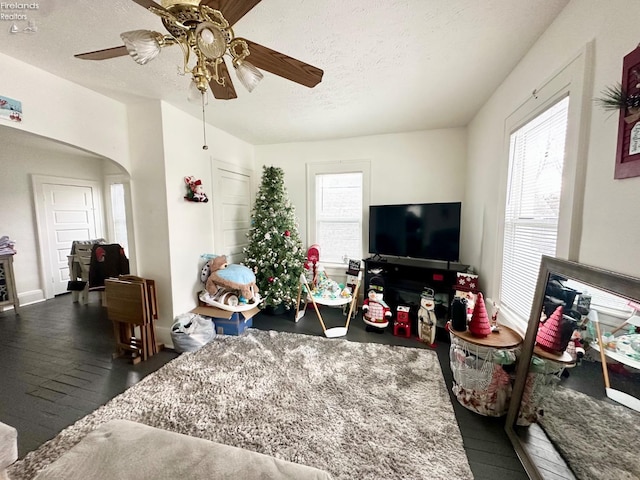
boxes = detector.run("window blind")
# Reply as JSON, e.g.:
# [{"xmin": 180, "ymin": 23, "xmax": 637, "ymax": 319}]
[
  {"xmin": 315, "ymin": 172, "xmax": 363, "ymax": 263},
  {"xmin": 500, "ymin": 96, "xmax": 570, "ymax": 321},
  {"xmin": 564, "ymin": 279, "xmax": 634, "ymax": 315}
]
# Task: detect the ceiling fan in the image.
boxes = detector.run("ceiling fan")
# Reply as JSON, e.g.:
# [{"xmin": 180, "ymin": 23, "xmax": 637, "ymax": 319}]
[{"xmin": 74, "ymin": 0, "xmax": 324, "ymax": 101}]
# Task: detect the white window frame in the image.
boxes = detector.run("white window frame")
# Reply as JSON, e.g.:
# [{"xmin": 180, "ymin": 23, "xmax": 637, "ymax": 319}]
[
  {"xmin": 494, "ymin": 42, "xmax": 593, "ymax": 336},
  {"xmin": 306, "ymin": 161, "xmax": 371, "ymax": 267}
]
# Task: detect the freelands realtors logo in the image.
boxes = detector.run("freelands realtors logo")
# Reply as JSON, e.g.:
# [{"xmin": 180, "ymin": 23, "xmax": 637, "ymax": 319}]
[{"xmin": 2, "ymin": 2, "xmax": 39, "ymax": 34}]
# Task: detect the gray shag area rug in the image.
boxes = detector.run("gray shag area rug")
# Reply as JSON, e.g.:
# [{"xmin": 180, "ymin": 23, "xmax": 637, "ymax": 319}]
[
  {"xmin": 540, "ymin": 386, "xmax": 640, "ymax": 480},
  {"xmin": 9, "ymin": 329, "xmax": 473, "ymax": 480}
]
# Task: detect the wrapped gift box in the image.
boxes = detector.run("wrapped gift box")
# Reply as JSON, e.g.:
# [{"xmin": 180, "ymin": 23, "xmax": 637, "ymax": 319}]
[{"xmin": 455, "ymin": 273, "xmax": 479, "ymax": 293}]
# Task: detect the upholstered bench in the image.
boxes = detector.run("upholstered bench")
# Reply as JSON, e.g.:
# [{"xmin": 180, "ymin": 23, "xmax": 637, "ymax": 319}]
[
  {"xmin": 32, "ymin": 420, "xmax": 333, "ymax": 480},
  {"xmin": 0, "ymin": 422, "xmax": 18, "ymax": 480}
]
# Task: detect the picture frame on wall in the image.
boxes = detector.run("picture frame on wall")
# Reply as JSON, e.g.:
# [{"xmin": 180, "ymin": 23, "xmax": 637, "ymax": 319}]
[{"xmin": 615, "ymin": 46, "xmax": 640, "ymax": 179}]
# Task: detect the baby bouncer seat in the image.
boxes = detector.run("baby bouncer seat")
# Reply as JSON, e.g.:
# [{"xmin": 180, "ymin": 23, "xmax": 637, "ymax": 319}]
[{"xmin": 294, "ymin": 248, "xmax": 362, "ymax": 338}]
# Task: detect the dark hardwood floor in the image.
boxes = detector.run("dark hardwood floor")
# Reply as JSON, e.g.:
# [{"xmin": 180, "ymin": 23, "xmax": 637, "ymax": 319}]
[
  {"xmin": 0, "ymin": 295, "xmax": 528, "ymax": 479},
  {"xmin": 0, "ymin": 295, "xmax": 179, "ymax": 456}
]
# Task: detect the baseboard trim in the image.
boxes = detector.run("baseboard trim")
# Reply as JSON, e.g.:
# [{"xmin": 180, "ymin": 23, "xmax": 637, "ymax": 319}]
[
  {"xmin": 1, "ymin": 290, "xmax": 46, "ymax": 310},
  {"xmin": 155, "ymin": 326, "xmax": 174, "ymax": 350},
  {"xmin": 18, "ymin": 289, "xmax": 46, "ymax": 307}
]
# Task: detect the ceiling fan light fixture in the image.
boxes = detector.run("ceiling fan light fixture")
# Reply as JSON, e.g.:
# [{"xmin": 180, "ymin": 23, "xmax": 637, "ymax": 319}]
[
  {"xmin": 161, "ymin": 0, "xmax": 199, "ymax": 7},
  {"xmin": 120, "ymin": 30, "xmax": 162, "ymax": 65},
  {"xmin": 187, "ymin": 78, "xmax": 208, "ymax": 105},
  {"xmin": 234, "ymin": 59, "xmax": 263, "ymax": 93},
  {"xmin": 195, "ymin": 22, "xmax": 226, "ymax": 60}
]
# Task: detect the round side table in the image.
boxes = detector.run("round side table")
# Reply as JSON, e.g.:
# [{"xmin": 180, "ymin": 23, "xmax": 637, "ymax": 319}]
[{"xmin": 448, "ymin": 324, "xmax": 523, "ymax": 416}]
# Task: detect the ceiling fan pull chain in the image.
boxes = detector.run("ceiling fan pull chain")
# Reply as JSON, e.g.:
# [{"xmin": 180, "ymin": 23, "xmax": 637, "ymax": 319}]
[{"xmin": 201, "ymin": 93, "xmax": 208, "ymax": 151}]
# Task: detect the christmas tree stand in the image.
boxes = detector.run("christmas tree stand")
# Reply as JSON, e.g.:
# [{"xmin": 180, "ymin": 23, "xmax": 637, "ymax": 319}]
[{"xmin": 264, "ymin": 304, "xmax": 287, "ymax": 316}]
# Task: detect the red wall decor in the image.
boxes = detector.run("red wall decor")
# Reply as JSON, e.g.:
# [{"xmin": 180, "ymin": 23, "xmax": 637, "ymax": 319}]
[{"xmin": 615, "ymin": 46, "xmax": 640, "ymax": 179}]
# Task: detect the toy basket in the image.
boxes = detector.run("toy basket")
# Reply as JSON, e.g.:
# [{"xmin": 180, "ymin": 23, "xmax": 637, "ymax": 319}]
[
  {"xmin": 516, "ymin": 357, "xmax": 565, "ymax": 426},
  {"xmin": 449, "ymin": 335, "xmax": 517, "ymax": 417}
]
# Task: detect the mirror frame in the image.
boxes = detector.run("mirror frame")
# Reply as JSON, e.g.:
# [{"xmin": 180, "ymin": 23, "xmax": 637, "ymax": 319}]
[{"xmin": 504, "ymin": 255, "xmax": 640, "ymax": 479}]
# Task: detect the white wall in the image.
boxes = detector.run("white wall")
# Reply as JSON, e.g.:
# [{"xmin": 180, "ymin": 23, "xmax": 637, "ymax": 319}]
[
  {"xmin": 125, "ymin": 102, "xmax": 255, "ymax": 346},
  {"xmin": 0, "ymin": 51, "xmax": 132, "ymax": 306},
  {"xmin": 0, "ymin": 52, "xmax": 256, "ymax": 347},
  {"xmin": 0, "ymin": 141, "xmax": 106, "ymax": 304},
  {"xmin": 465, "ymin": 0, "xmax": 640, "ymax": 302},
  {"xmin": 126, "ymin": 101, "xmax": 173, "ymax": 344},
  {"xmin": 255, "ymin": 128, "xmax": 468, "ymax": 255},
  {"xmin": 159, "ymin": 102, "xmax": 254, "ymax": 336},
  {"xmin": 0, "ymin": 53, "xmax": 130, "ymax": 171}
]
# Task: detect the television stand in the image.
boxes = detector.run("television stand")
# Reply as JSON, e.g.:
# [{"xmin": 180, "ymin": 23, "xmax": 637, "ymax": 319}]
[{"xmin": 363, "ymin": 257, "xmax": 468, "ymax": 335}]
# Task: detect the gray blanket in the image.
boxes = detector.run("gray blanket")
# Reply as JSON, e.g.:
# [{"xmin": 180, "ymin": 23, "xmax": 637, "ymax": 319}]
[{"xmin": 33, "ymin": 420, "xmax": 333, "ymax": 480}]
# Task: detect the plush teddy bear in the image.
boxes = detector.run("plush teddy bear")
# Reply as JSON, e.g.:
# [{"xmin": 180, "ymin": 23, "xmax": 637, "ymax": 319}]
[{"xmin": 204, "ymin": 255, "xmax": 259, "ymax": 304}]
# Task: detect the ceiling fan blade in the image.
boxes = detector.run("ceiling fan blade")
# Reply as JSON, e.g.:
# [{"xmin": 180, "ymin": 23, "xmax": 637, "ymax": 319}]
[
  {"xmin": 74, "ymin": 46, "xmax": 129, "ymax": 61},
  {"xmin": 208, "ymin": 61, "xmax": 238, "ymax": 100},
  {"xmin": 200, "ymin": 0, "xmax": 261, "ymax": 26},
  {"xmin": 241, "ymin": 39, "xmax": 323, "ymax": 88},
  {"xmin": 130, "ymin": 0, "xmax": 167, "ymax": 12}
]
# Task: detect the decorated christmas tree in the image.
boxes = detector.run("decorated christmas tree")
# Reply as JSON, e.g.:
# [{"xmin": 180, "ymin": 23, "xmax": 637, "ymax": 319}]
[{"xmin": 243, "ymin": 166, "xmax": 305, "ymax": 310}]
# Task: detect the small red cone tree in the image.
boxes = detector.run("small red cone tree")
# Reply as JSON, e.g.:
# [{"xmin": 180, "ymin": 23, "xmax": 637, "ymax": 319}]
[
  {"xmin": 536, "ymin": 305, "xmax": 564, "ymax": 353},
  {"xmin": 469, "ymin": 292, "xmax": 491, "ymax": 337}
]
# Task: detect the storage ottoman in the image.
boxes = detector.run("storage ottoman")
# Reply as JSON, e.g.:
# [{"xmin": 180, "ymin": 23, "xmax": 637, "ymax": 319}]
[{"xmin": 32, "ymin": 420, "xmax": 333, "ymax": 480}]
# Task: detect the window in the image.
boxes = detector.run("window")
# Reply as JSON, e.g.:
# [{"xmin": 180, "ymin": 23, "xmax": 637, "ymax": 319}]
[
  {"xmin": 110, "ymin": 183, "xmax": 129, "ymax": 256},
  {"xmin": 500, "ymin": 97, "xmax": 569, "ymax": 321},
  {"xmin": 315, "ymin": 173, "xmax": 362, "ymax": 263},
  {"xmin": 496, "ymin": 44, "xmax": 591, "ymax": 332},
  {"xmin": 564, "ymin": 279, "xmax": 634, "ymax": 316},
  {"xmin": 307, "ymin": 161, "xmax": 370, "ymax": 265},
  {"xmin": 104, "ymin": 174, "xmax": 134, "ymax": 263}
]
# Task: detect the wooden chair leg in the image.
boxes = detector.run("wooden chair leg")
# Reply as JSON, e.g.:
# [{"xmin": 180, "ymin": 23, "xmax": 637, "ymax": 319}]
[
  {"xmin": 303, "ymin": 283, "xmax": 328, "ymax": 332},
  {"xmin": 294, "ymin": 281, "xmax": 303, "ymax": 319},
  {"xmin": 345, "ymin": 275, "xmax": 361, "ymax": 330},
  {"xmin": 594, "ymin": 321, "xmax": 611, "ymax": 389}
]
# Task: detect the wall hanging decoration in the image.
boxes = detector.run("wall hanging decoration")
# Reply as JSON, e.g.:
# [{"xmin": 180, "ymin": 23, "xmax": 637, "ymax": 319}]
[
  {"xmin": 184, "ymin": 176, "xmax": 208, "ymax": 202},
  {"xmin": 595, "ymin": 44, "xmax": 640, "ymax": 179},
  {"xmin": 0, "ymin": 95, "xmax": 22, "ymax": 123}
]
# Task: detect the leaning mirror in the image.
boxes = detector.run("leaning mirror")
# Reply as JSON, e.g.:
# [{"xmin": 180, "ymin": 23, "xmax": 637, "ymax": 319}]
[{"xmin": 505, "ymin": 256, "xmax": 640, "ymax": 480}]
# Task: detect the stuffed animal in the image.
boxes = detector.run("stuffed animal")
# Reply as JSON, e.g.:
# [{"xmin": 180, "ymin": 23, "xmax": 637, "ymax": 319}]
[
  {"xmin": 566, "ymin": 329, "xmax": 586, "ymax": 362},
  {"xmin": 184, "ymin": 176, "xmax": 208, "ymax": 203},
  {"xmin": 204, "ymin": 255, "xmax": 259, "ymax": 304},
  {"xmin": 362, "ymin": 288, "xmax": 391, "ymax": 329}
]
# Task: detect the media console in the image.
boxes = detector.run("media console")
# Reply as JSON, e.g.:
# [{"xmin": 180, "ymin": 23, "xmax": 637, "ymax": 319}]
[{"xmin": 363, "ymin": 256, "xmax": 468, "ymax": 334}]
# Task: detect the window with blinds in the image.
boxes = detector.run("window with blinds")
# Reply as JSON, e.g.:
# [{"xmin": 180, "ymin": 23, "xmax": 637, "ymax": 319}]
[
  {"xmin": 500, "ymin": 96, "xmax": 570, "ymax": 321},
  {"xmin": 564, "ymin": 279, "xmax": 634, "ymax": 315},
  {"xmin": 315, "ymin": 172, "xmax": 363, "ymax": 264}
]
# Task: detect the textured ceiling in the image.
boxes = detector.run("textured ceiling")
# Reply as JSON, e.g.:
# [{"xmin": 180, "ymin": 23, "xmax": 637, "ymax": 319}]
[{"xmin": 1, "ymin": 0, "xmax": 569, "ymax": 146}]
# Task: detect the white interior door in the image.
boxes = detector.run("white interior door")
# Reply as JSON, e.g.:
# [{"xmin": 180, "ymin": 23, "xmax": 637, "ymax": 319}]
[
  {"xmin": 213, "ymin": 162, "xmax": 253, "ymax": 264},
  {"xmin": 33, "ymin": 176, "xmax": 103, "ymax": 298}
]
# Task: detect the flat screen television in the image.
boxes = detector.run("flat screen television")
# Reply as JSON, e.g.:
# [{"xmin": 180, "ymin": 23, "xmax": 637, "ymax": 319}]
[{"xmin": 369, "ymin": 202, "xmax": 461, "ymax": 262}]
